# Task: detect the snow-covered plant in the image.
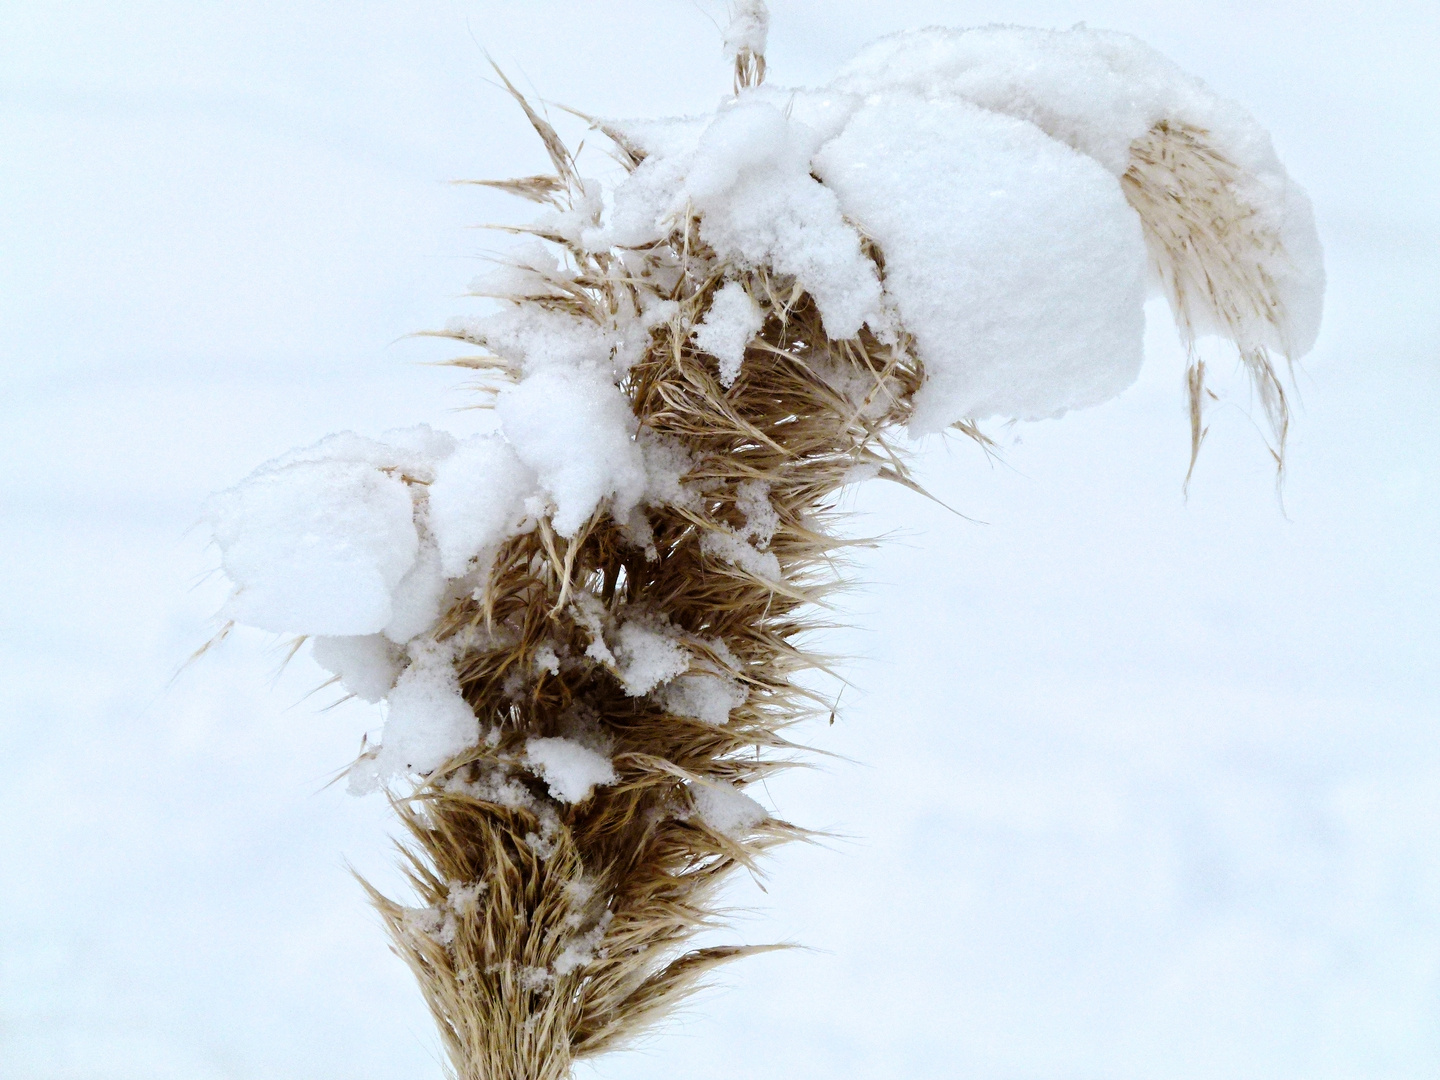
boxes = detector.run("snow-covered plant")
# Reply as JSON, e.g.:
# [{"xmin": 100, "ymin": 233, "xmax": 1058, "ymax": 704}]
[{"xmin": 205, "ymin": 9, "xmax": 1322, "ymax": 1080}]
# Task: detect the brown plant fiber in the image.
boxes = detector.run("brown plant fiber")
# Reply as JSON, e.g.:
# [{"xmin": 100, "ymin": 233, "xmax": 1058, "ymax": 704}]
[
  {"xmin": 358, "ymin": 88, "xmax": 1303, "ymax": 1080},
  {"xmin": 1121, "ymin": 120, "xmax": 1297, "ymax": 484}
]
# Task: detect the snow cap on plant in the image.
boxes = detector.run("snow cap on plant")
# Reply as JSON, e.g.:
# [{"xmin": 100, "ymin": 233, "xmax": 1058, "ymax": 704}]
[{"xmin": 205, "ymin": 7, "xmax": 1321, "ymax": 1079}]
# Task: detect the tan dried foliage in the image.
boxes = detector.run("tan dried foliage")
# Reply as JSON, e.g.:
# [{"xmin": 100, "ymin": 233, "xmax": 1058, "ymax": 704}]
[
  {"xmin": 363, "ymin": 91, "xmax": 928, "ymax": 1080},
  {"xmin": 361, "ymin": 86, "xmax": 1302, "ymax": 1079},
  {"xmin": 1122, "ymin": 120, "xmax": 1297, "ymax": 486}
]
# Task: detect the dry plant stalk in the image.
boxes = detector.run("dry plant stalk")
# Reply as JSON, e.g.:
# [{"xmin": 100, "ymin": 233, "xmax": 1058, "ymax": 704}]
[
  {"xmin": 364, "ymin": 103, "xmax": 927, "ymax": 1080},
  {"xmin": 347, "ymin": 48, "xmax": 1311, "ymax": 1080},
  {"xmin": 186, "ymin": 15, "xmax": 1324, "ymax": 1080}
]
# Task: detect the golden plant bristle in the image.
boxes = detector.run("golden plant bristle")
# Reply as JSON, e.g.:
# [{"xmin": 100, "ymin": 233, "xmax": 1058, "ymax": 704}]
[
  {"xmin": 359, "ymin": 92, "xmax": 1305, "ymax": 1080},
  {"xmin": 1122, "ymin": 120, "xmax": 1295, "ymax": 484},
  {"xmin": 359, "ymin": 88, "xmax": 937, "ymax": 1080}
]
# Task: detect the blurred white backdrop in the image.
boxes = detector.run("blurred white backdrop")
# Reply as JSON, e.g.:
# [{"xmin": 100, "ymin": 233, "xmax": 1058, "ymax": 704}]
[{"xmin": 1, "ymin": 2, "xmax": 1436, "ymax": 1078}]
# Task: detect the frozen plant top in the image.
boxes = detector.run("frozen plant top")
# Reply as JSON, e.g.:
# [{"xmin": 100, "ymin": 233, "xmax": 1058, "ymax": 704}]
[
  {"xmin": 723, "ymin": 0, "xmax": 769, "ymax": 60},
  {"xmin": 205, "ymin": 24, "xmax": 1323, "ymax": 795}
]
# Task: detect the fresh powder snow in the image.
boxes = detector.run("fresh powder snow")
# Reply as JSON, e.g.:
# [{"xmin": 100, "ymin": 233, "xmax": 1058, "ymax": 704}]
[
  {"xmin": 525, "ymin": 738, "xmax": 618, "ymax": 803},
  {"xmin": 349, "ymin": 638, "xmax": 480, "ymax": 794},
  {"xmin": 723, "ymin": 0, "xmax": 769, "ymax": 61},
  {"xmin": 692, "ymin": 280, "xmax": 765, "ymax": 387},
  {"xmin": 691, "ymin": 780, "xmax": 768, "ymax": 838},
  {"xmin": 830, "ymin": 26, "xmax": 1324, "ymax": 359}
]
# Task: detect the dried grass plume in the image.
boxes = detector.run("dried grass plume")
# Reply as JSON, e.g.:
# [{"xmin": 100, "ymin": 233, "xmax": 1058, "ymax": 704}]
[{"xmin": 206, "ymin": 15, "xmax": 1322, "ymax": 1080}]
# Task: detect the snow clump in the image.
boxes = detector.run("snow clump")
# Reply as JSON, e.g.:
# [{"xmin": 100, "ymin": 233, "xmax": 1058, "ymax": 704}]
[
  {"xmin": 611, "ymin": 618, "xmax": 693, "ymax": 697},
  {"xmin": 692, "ymin": 280, "xmax": 765, "ymax": 387},
  {"xmin": 660, "ymin": 673, "xmax": 748, "ymax": 726},
  {"xmin": 525, "ymin": 738, "xmax": 618, "ymax": 804},
  {"xmin": 311, "ymin": 634, "xmax": 405, "ymax": 703},
  {"xmin": 690, "ymin": 780, "xmax": 767, "ymax": 838},
  {"xmin": 349, "ymin": 638, "xmax": 480, "ymax": 794},
  {"xmin": 829, "ymin": 25, "xmax": 1324, "ymax": 365},
  {"xmin": 427, "ymin": 434, "xmax": 536, "ymax": 577},
  {"xmin": 205, "ymin": 433, "xmax": 430, "ymax": 637},
  {"xmin": 814, "ymin": 94, "xmax": 1147, "ymax": 429},
  {"xmin": 594, "ymin": 92, "xmax": 885, "ymax": 341},
  {"xmin": 723, "ymin": 0, "xmax": 769, "ymax": 61}
]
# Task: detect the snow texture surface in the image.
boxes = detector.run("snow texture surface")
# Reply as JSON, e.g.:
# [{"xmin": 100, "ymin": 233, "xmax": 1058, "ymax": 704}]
[
  {"xmin": 815, "ymin": 94, "xmax": 1147, "ymax": 429},
  {"xmin": 693, "ymin": 280, "xmax": 765, "ymax": 388},
  {"xmin": 525, "ymin": 738, "xmax": 618, "ymax": 803},
  {"xmin": 723, "ymin": 0, "xmax": 770, "ymax": 60},
  {"xmin": 831, "ymin": 25, "xmax": 1325, "ymax": 361},
  {"xmin": 691, "ymin": 780, "xmax": 768, "ymax": 837}
]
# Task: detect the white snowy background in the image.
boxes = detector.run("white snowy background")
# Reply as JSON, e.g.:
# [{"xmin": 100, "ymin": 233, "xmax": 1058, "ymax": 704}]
[{"xmin": 1, "ymin": 1, "xmax": 1435, "ymax": 1077}]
